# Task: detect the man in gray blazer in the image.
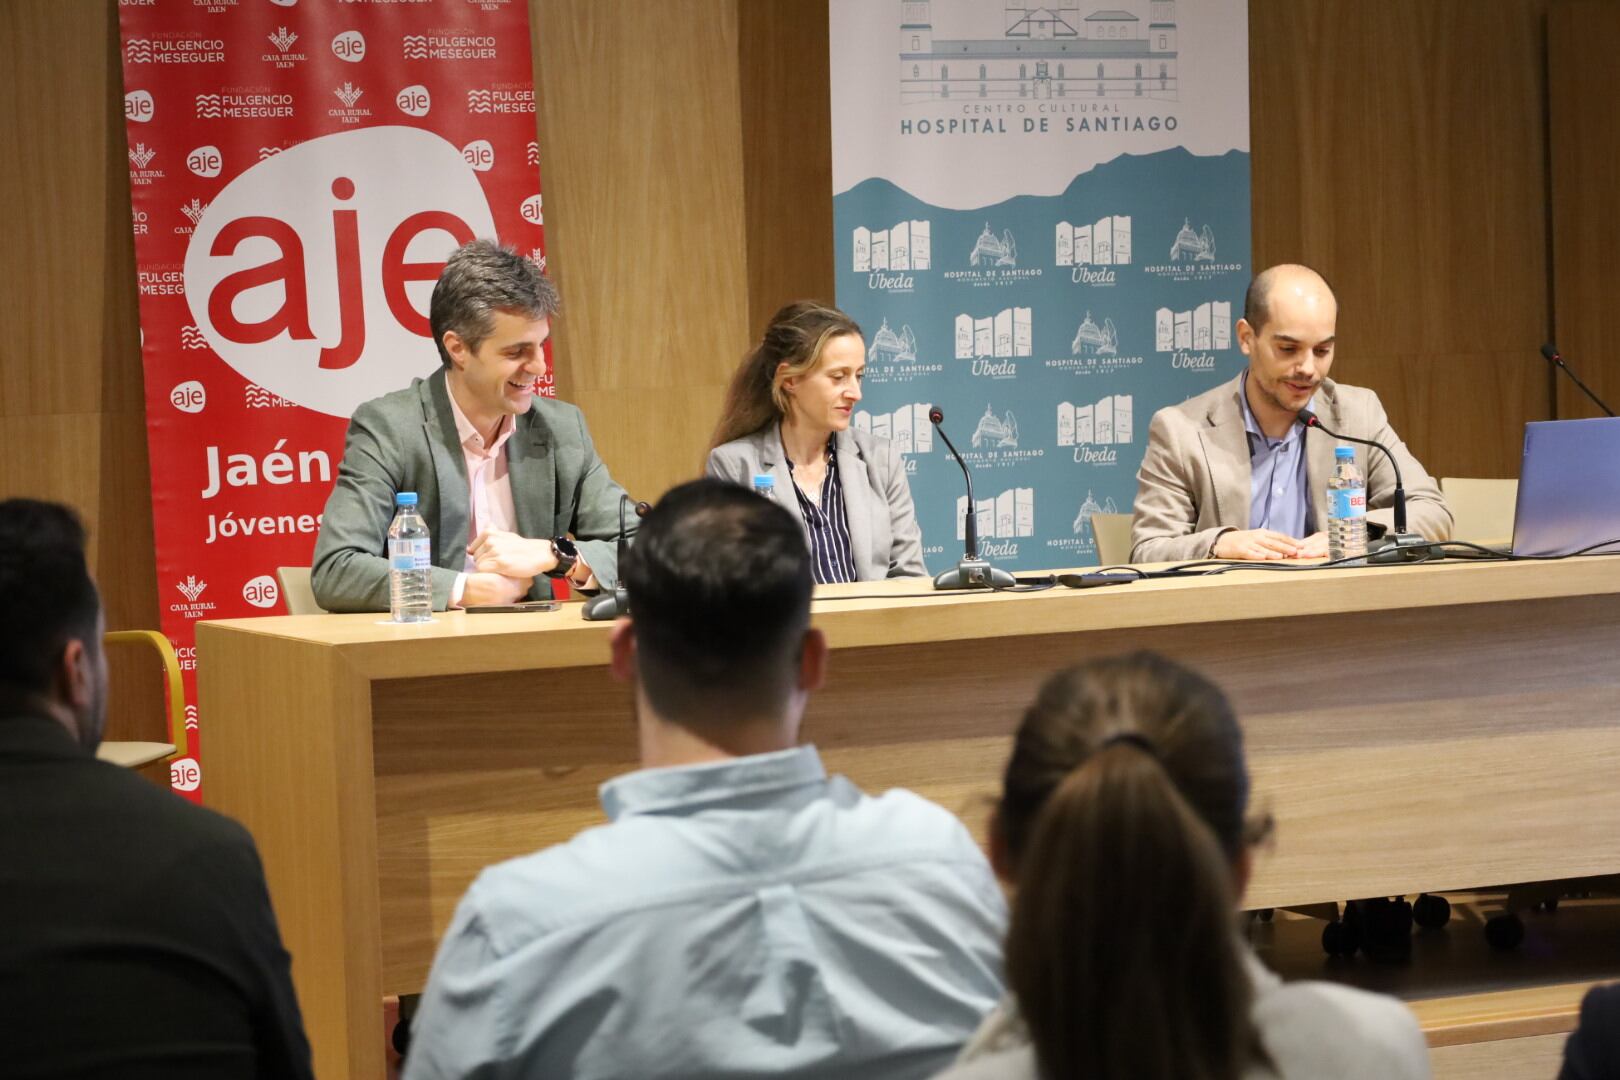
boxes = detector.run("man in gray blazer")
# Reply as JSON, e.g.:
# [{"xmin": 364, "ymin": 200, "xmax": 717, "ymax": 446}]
[
  {"xmin": 1131, "ymin": 264, "xmax": 1450, "ymax": 563},
  {"xmin": 312, "ymin": 241, "xmax": 631, "ymax": 612}
]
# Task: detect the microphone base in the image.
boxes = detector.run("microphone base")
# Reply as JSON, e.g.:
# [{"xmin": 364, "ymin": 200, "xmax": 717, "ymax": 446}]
[
  {"xmin": 1367, "ymin": 532, "xmax": 1446, "ymax": 564},
  {"xmin": 933, "ymin": 557, "xmax": 1017, "ymax": 591},
  {"xmin": 581, "ymin": 587, "xmax": 629, "ymax": 620}
]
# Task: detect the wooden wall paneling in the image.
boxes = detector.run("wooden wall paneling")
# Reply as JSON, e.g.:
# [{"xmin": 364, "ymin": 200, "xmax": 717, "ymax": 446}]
[
  {"xmin": 1249, "ymin": 0, "xmax": 1554, "ymax": 480},
  {"xmin": 737, "ymin": 0, "xmax": 837, "ymax": 337},
  {"xmin": 0, "ymin": 1, "xmax": 160, "ymax": 742},
  {"xmin": 530, "ymin": 0, "xmax": 754, "ymax": 500},
  {"xmin": 1549, "ymin": 1, "xmax": 1620, "ymax": 419}
]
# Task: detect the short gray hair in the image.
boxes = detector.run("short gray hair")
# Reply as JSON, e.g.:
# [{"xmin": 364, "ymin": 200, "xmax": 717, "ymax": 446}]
[{"xmin": 429, "ymin": 239, "xmax": 560, "ymax": 365}]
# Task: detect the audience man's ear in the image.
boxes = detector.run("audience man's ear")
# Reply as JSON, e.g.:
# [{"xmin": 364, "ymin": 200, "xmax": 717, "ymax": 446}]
[
  {"xmin": 608, "ymin": 619, "xmax": 636, "ymax": 683},
  {"xmin": 987, "ymin": 809, "xmax": 1016, "ymax": 883},
  {"xmin": 798, "ymin": 628, "xmax": 827, "ymax": 693}
]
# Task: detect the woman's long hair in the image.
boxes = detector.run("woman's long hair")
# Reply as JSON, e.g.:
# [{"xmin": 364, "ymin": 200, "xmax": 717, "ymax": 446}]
[
  {"xmin": 997, "ymin": 652, "xmax": 1267, "ymax": 1080},
  {"xmin": 709, "ymin": 301, "xmax": 861, "ymax": 450}
]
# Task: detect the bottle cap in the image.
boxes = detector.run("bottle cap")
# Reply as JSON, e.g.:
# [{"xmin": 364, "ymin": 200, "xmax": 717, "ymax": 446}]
[
  {"xmin": 751, "ymin": 473, "xmax": 775, "ymax": 490},
  {"xmin": 395, "ymin": 491, "xmax": 419, "ymax": 506},
  {"xmin": 1334, "ymin": 446, "xmax": 1354, "ymax": 459}
]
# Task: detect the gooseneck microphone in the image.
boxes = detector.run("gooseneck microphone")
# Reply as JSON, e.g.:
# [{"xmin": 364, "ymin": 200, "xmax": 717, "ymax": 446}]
[
  {"xmin": 1540, "ymin": 344, "xmax": 1616, "ymax": 417},
  {"xmin": 1297, "ymin": 409, "xmax": 1440, "ymax": 563},
  {"xmin": 581, "ymin": 495, "xmax": 651, "ymax": 620},
  {"xmin": 929, "ymin": 406, "xmax": 1015, "ymax": 590}
]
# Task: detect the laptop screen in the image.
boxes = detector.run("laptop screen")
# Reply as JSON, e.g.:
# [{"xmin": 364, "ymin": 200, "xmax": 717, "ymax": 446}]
[{"xmin": 1512, "ymin": 417, "xmax": 1620, "ymax": 556}]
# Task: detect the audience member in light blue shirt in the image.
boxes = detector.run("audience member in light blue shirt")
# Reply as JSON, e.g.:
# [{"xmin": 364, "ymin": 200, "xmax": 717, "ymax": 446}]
[
  {"xmin": 1238, "ymin": 369, "xmax": 1315, "ymax": 540},
  {"xmin": 403, "ymin": 479, "xmax": 1007, "ymax": 1080}
]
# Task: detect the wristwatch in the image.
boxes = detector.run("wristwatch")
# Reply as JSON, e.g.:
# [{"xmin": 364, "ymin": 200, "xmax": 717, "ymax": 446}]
[{"xmin": 544, "ymin": 536, "xmax": 579, "ymax": 579}]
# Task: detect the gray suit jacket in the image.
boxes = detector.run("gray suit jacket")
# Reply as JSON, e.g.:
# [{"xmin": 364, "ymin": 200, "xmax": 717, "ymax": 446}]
[
  {"xmin": 311, "ymin": 369, "xmax": 630, "ymax": 612},
  {"xmin": 706, "ymin": 425, "xmax": 928, "ymax": 580},
  {"xmin": 1131, "ymin": 374, "xmax": 1451, "ymax": 563}
]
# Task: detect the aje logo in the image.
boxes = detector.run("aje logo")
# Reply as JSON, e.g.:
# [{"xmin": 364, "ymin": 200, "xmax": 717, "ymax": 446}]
[
  {"xmin": 170, "ymin": 757, "xmax": 201, "ymax": 793},
  {"xmin": 332, "ymin": 30, "xmax": 366, "ymax": 63},
  {"xmin": 171, "ymin": 380, "xmax": 207, "ymax": 413},
  {"xmin": 397, "ymin": 84, "xmax": 431, "ymax": 117},
  {"xmin": 461, "ymin": 140, "xmax": 493, "ymax": 171},
  {"xmin": 124, "ymin": 90, "xmax": 155, "ymax": 123},
  {"xmin": 242, "ymin": 575, "xmax": 280, "ymax": 609},
  {"xmin": 183, "ymin": 126, "xmax": 497, "ymax": 417},
  {"xmin": 188, "ymin": 145, "xmax": 223, "ymax": 178}
]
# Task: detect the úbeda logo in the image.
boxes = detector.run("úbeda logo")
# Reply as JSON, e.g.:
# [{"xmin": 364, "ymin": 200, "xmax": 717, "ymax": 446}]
[
  {"xmin": 242, "ymin": 575, "xmax": 280, "ymax": 609},
  {"xmin": 955, "ymin": 307, "xmax": 1032, "ymax": 360},
  {"xmin": 397, "ymin": 84, "xmax": 431, "ymax": 117},
  {"xmin": 854, "ymin": 403, "xmax": 934, "ymax": 455},
  {"xmin": 1155, "ymin": 300, "xmax": 1230, "ymax": 365},
  {"xmin": 1058, "ymin": 395, "xmax": 1132, "ymax": 466},
  {"xmin": 187, "ymin": 145, "xmax": 223, "ymax": 177},
  {"xmin": 124, "ymin": 90, "xmax": 155, "ymax": 123},
  {"xmin": 960, "ymin": 488, "xmax": 1034, "ymax": 546},
  {"xmin": 170, "ymin": 379, "xmax": 207, "ymax": 413},
  {"xmin": 1058, "ymin": 215, "xmax": 1131, "ymax": 287},
  {"xmin": 183, "ymin": 126, "xmax": 498, "ymax": 417},
  {"xmin": 332, "ymin": 30, "xmax": 367, "ymax": 63},
  {"xmin": 462, "ymin": 140, "xmax": 494, "ymax": 172},
  {"xmin": 176, "ymin": 576, "xmax": 208, "ymax": 602}
]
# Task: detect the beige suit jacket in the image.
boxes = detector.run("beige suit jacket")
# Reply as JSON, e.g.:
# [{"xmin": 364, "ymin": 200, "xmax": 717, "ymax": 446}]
[{"xmin": 1130, "ymin": 374, "xmax": 1451, "ymax": 563}]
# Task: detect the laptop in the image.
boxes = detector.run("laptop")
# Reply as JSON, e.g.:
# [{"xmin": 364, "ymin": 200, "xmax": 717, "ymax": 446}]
[{"xmin": 1511, "ymin": 417, "xmax": 1620, "ymax": 556}]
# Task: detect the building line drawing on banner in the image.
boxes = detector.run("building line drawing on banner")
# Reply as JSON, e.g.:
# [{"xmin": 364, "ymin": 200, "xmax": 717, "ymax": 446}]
[
  {"xmin": 971, "ymin": 403, "xmax": 1020, "ymax": 449},
  {"xmin": 855, "ymin": 220, "xmax": 932, "ymax": 271},
  {"xmin": 969, "ymin": 223, "xmax": 1017, "ymax": 268},
  {"xmin": 855, "ymin": 402, "xmax": 936, "ymax": 454},
  {"xmin": 1170, "ymin": 218, "xmax": 1217, "ymax": 261},
  {"xmin": 955, "ymin": 307, "xmax": 1032, "ymax": 359},
  {"xmin": 1155, "ymin": 300, "xmax": 1232, "ymax": 352},
  {"xmin": 1056, "ymin": 215, "xmax": 1132, "ymax": 265},
  {"xmin": 1073, "ymin": 489, "xmax": 1120, "ymax": 534},
  {"xmin": 899, "ymin": 1, "xmax": 1179, "ymax": 103},
  {"xmin": 1057, "ymin": 394, "xmax": 1133, "ymax": 446},
  {"xmin": 870, "ymin": 318, "xmax": 919, "ymax": 363},
  {"xmin": 1071, "ymin": 311, "xmax": 1118, "ymax": 355},
  {"xmin": 959, "ymin": 487, "xmax": 1035, "ymax": 540}
]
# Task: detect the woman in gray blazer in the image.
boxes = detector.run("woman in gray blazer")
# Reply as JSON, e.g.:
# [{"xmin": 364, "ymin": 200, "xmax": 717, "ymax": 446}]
[{"xmin": 707, "ymin": 302, "xmax": 927, "ymax": 580}]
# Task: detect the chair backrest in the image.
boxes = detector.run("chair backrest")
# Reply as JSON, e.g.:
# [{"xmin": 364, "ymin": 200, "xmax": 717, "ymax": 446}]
[
  {"xmin": 1090, "ymin": 512, "xmax": 1135, "ymax": 566},
  {"xmin": 276, "ymin": 566, "xmax": 327, "ymax": 615},
  {"xmin": 1439, "ymin": 477, "xmax": 1518, "ymax": 543}
]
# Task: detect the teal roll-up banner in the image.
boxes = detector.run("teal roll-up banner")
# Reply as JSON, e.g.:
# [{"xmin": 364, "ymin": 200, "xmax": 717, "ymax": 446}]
[{"xmin": 831, "ymin": 0, "xmax": 1250, "ymax": 572}]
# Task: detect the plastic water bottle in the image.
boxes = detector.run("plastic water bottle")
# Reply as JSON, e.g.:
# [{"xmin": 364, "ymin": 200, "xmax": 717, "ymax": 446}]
[
  {"xmin": 1327, "ymin": 446, "xmax": 1368, "ymax": 560},
  {"xmin": 752, "ymin": 473, "xmax": 776, "ymax": 499},
  {"xmin": 387, "ymin": 492, "xmax": 433, "ymax": 622}
]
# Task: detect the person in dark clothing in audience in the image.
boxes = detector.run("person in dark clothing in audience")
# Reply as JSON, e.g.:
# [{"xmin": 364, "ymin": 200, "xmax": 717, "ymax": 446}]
[
  {"xmin": 1561, "ymin": 983, "xmax": 1620, "ymax": 1080},
  {"xmin": 0, "ymin": 498, "xmax": 313, "ymax": 1080}
]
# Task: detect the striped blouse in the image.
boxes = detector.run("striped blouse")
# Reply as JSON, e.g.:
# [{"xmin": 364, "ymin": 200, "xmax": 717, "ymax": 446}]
[{"xmin": 784, "ymin": 436, "xmax": 858, "ymax": 584}]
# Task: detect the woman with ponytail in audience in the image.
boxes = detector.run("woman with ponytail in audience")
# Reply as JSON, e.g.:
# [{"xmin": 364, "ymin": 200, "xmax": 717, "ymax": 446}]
[{"xmin": 936, "ymin": 652, "xmax": 1430, "ymax": 1080}]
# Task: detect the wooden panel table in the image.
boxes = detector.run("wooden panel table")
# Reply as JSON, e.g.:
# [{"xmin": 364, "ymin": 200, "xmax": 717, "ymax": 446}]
[{"xmin": 197, "ymin": 557, "xmax": 1620, "ymax": 1080}]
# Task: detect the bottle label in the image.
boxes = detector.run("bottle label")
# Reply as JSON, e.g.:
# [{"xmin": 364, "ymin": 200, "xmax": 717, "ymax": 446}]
[
  {"xmin": 388, "ymin": 537, "xmax": 432, "ymax": 571},
  {"xmin": 1330, "ymin": 486, "xmax": 1367, "ymax": 520}
]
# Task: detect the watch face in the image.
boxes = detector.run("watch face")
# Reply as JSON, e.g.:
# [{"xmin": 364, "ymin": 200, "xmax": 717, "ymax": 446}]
[{"xmin": 553, "ymin": 536, "xmax": 578, "ymax": 559}]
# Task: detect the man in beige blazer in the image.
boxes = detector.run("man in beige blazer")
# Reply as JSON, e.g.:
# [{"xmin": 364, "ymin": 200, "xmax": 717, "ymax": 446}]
[{"xmin": 1131, "ymin": 264, "xmax": 1450, "ymax": 563}]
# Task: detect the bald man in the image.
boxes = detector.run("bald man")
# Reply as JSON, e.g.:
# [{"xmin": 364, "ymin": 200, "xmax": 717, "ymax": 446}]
[{"xmin": 1130, "ymin": 265, "xmax": 1451, "ymax": 562}]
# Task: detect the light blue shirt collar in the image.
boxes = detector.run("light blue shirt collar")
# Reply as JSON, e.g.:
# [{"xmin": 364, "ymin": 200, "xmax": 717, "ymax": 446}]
[{"xmin": 600, "ymin": 745, "xmax": 826, "ymax": 820}]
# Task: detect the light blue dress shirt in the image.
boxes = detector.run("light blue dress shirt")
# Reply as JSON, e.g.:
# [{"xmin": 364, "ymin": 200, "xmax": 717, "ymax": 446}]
[
  {"xmin": 1239, "ymin": 373, "xmax": 1316, "ymax": 538},
  {"xmin": 402, "ymin": 745, "xmax": 1008, "ymax": 1080}
]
